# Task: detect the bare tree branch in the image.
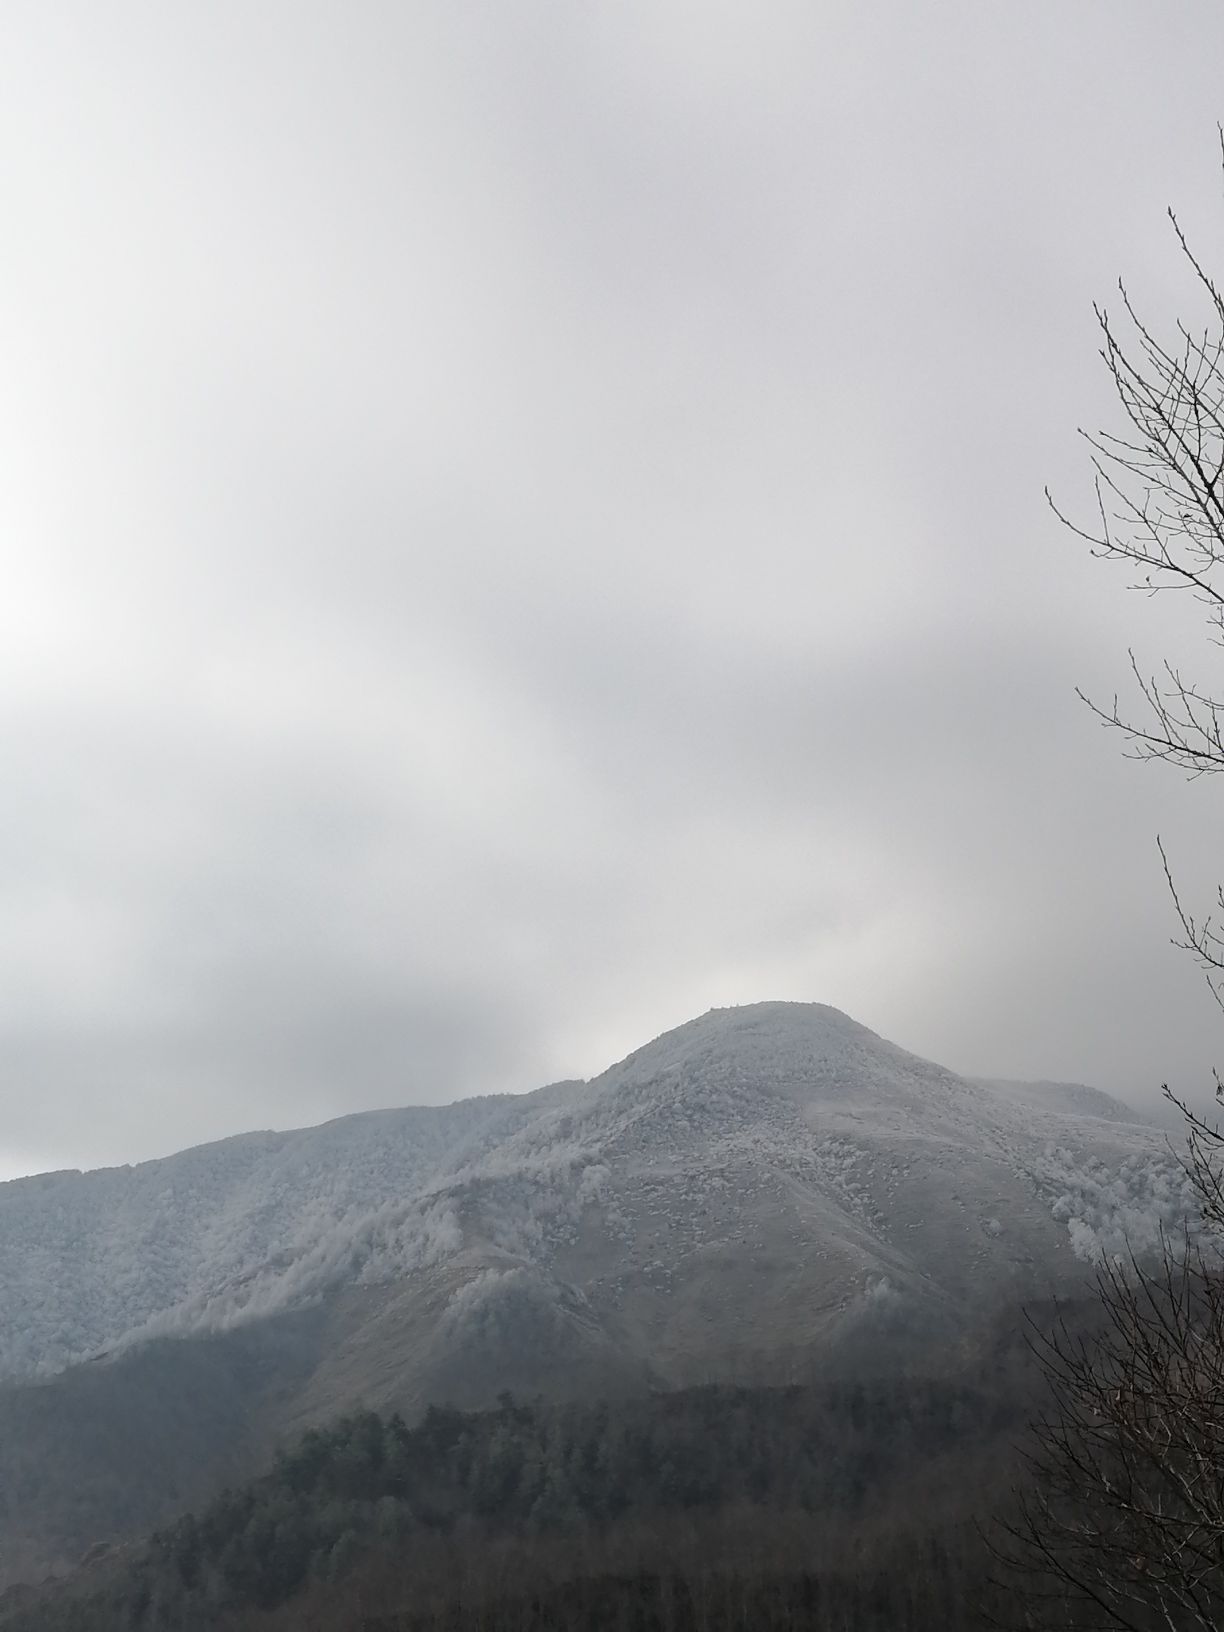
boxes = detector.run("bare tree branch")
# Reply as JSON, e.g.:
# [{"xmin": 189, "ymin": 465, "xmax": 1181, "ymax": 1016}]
[{"xmin": 997, "ymin": 137, "xmax": 1224, "ymax": 1631}]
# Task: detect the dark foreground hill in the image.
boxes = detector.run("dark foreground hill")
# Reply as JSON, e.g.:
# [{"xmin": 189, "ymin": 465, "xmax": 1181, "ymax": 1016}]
[{"xmin": 0, "ymin": 1333, "xmax": 1068, "ymax": 1632}]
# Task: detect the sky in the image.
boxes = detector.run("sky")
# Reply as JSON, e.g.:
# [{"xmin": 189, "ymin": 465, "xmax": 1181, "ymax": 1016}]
[{"xmin": 3, "ymin": 2, "xmax": 1224, "ymax": 1179}]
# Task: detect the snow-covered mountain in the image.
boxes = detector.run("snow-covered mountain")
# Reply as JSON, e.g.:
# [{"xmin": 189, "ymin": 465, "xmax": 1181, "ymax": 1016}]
[
  {"xmin": 0, "ymin": 1002, "xmax": 1198, "ymax": 1586},
  {"xmin": 0, "ymin": 1002, "xmax": 1188, "ymax": 1388}
]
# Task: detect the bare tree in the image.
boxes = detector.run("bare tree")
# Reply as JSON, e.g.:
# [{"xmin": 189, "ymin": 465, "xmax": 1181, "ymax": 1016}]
[
  {"xmin": 1050, "ymin": 133, "xmax": 1224, "ymax": 1016},
  {"xmin": 999, "ymin": 1108, "xmax": 1224, "ymax": 1631},
  {"xmin": 998, "ymin": 140, "xmax": 1224, "ymax": 1631}
]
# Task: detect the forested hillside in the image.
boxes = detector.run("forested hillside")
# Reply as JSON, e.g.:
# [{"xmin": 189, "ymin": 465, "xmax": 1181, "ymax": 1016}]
[{"xmin": 0, "ymin": 1360, "xmax": 1049, "ymax": 1632}]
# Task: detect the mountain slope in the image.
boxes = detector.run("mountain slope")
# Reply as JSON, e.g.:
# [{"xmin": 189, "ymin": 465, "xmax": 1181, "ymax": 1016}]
[{"xmin": 974, "ymin": 1076, "xmax": 1165, "ymax": 1125}]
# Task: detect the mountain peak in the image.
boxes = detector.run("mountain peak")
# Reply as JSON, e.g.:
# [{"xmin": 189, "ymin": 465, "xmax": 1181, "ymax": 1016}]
[
  {"xmin": 608, "ymin": 1000, "xmax": 881, "ymax": 1076},
  {"xmin": 593, "ymin": 1001, "xmax": 935, "ymax": 1123}
]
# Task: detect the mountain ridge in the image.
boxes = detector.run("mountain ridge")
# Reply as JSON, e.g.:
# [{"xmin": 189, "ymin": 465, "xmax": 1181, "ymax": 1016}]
[{"xmin": 0, "ymin": 1003, "xmax": 1179, "ymax": 1387}]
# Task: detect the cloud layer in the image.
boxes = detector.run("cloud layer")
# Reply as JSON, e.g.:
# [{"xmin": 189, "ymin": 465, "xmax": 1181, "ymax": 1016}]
[{"xmin": 2, "ymin": 2, "xmax": 1224, "ymax": 1174}]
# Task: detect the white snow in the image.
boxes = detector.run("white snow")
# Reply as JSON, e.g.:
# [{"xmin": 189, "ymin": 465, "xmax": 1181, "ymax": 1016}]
[{"xmin": 0, "ymin": 1002, "xmax": 1194, "ymax": 1381}]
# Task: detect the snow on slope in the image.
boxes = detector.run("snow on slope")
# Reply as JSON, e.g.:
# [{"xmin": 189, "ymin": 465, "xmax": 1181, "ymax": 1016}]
[
  {"xmin": 0, "ymin": 1003, "xmax": 1196, "ymax": 1383},
  {"xmin": 974, "ymin": 1077, "xmax": 1163, "ymax": 1126},
  {"xmin": 0, "ymin": 1095, "xmax": 533, "ymax": 1377}
]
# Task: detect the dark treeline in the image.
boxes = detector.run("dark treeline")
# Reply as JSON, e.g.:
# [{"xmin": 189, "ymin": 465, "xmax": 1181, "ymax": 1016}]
[{"xmin": 0, "ymin": 1364, "xmax": 1065, "ymax": 1632}]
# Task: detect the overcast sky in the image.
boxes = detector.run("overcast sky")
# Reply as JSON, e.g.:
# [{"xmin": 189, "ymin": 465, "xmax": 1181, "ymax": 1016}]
[{"xmin": 3, "ymin": 2, "xmax": 1224, "ymax": 1178}]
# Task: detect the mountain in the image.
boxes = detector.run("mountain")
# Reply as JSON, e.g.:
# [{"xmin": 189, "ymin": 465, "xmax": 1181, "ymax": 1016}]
[{"xmin": 0, "ymin": 1002, "xmax": 1190, "ymax": 1584}]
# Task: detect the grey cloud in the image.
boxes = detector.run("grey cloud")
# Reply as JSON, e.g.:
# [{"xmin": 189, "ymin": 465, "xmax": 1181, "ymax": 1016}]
[{"xmin": 2, "ymin": 2, "xmax": 1224, "ymax": 1176}]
